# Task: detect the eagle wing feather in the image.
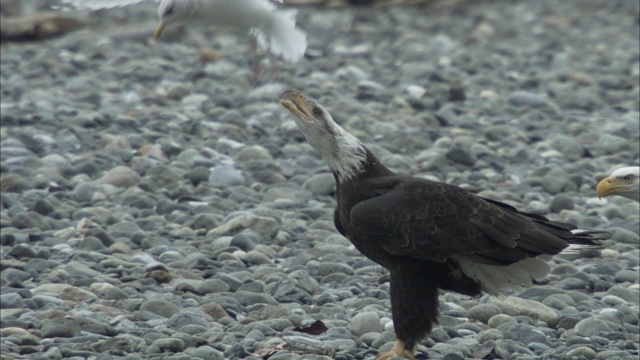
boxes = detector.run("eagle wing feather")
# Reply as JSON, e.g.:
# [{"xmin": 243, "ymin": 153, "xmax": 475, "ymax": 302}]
[{"xmin": 348, "ymin": 176, "xmax": 570, "ymax": 265}]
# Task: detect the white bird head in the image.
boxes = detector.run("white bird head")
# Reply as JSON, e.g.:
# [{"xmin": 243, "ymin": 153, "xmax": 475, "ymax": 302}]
[
  {"xmin": 279, "ymin": 89, "xmax": 370, "ymax": 183},
  {"xmin": 597, "ymin": 166, "xmax": 640, "ymax": 202},
  {"xmin": 155, "ymin": 0, "xmax": 194, "ymax": 39}
]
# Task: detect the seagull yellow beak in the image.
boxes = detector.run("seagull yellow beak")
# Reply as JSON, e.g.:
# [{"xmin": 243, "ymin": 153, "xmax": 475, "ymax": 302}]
[
  {"xmin": 154, "ymin": 22, "xmax": 166, "ymax": 39},
  {"xmin": 280, "ymin": 90, "xmax": 311, "ymax": 121},
  {"xmin": 596, "ymin": 176, "xmax": 629, "ymax": 198}
]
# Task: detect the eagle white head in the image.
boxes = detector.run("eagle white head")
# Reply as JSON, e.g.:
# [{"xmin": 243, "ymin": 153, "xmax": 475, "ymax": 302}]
[
  {"xmin": 279, "ymin": 89, "xmax": 369, "ymax": 183},
  {"xmin": 597, "ymin": 166, "xmax": 640, "ymax": 202}
]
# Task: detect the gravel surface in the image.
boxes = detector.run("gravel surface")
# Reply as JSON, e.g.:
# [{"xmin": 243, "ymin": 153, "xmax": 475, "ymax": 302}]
[{"xmin": 1, "ymin": 1, "xmax": 639, "ymax": 359}]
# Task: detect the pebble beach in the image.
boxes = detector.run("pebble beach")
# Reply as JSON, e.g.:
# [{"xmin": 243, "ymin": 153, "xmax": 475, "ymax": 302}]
[{"xmin": 0, "ymin": 0, "xmax": 639, "ymax": 359}]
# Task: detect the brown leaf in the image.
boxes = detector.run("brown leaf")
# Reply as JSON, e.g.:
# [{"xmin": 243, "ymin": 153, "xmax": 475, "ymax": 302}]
[{"xmin": 293, "ymin": 320, "xmax": 328, "ymax": 335}]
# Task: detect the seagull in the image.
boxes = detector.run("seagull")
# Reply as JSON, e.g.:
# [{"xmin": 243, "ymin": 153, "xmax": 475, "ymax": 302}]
[{"xmin": 59, "ymin": 0, "xmax": 307, "ymax": 64}]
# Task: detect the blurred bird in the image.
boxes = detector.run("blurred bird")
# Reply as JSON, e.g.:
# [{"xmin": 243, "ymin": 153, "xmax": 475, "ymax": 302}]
[{"xmin": 59, "ymin": 0, "xmax": 307, "ymax": 65}]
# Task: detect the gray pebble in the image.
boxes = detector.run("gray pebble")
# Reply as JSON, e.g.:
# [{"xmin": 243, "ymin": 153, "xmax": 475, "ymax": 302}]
[
  {"xmin": 614, "ymin": 270, "xmax": 638, "ymax": 283},
  {"xmin": 167, "ymin": 311, "xmax": 213, "ymax": 329},
  {"xmin": 209, "ymin": 165, "xmax": 246, "ymax": 187},
  {"xmin": 488, "ymin": 296, "xmax": 559, "ymax": 327},
  {"xmin": 78, "ymin": 236, "xmax": 107, "ymax": 251},
  {"xmin": 318, "ymin": 262, "xmax": 355, "ymax": 276},
  {"xmin": 468, "ymin": 303, "xmax": 503, "ymax": 324},
  {"xmin": 601, "ymin": 295, "xmax": 628, "ymax": 306},
  {"xmin": 549, "ymin": 193, "xmax": 574, "ymax": 213},
  {"xmin": 96, "ymin": 166, "xmax": 141, "ymax": 188},
  {"xmin": 498, "ymin": 322, "xmax": 550, "ymax": 345},
  {"xmin": 93, "ymin": 336, "xmax": 139, "ymax": 354},
  {"xmin": 606, "ymin": 286, "xmax": 640, "ymax": 304},
  {"xmin": 185, "ymin": 345, "xmax": 224, "ymax": 360},
  {"xmin": 573, "ymin": 317, "xmax": 616, "ymax": 337},
  {"xmin": 41, "ymin": 317, "xmax": 82, "ymax": 338},
  {"xmin": 303, "ymin": 173, "xmax": 336, "ymax": 196},
  {"xmin": 151, "ymin": 338, "xmax": 186, "ymax": 353},
  {"xmin": 173, "ymin": 279, "xmax": 217, "ymax": 295},
  {"xmin": 0, "ymin": 293, "xmax": 23, "ymax": 309},
  {"xmin": 140, "ymin": 299, "xmax": 181, "ymax": 318},
  {"xmin": 7, "ymin": 244, "xmax": 39, "ymax": 258},
  {"xmin": 487, "ymin": 314, "xmax": 517, "ymax": 328},
  {"xmin": 565, "ymin": 346, "xmax": 597, "ymax": 359},
  {"xmin": 348, "ymin": 311, "xmax": 382, "ymax": 337},
  {"xmin": 507, "ymin": 91, "xmax": 551, "ymax": 108},
  {"xmin": 9, "ymin": 211, "xmax": 53, "ymax": 231}
]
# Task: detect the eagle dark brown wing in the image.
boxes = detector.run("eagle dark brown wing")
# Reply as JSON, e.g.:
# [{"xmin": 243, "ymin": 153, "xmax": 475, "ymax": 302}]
[{"xmin": 347, "ymin": 176, "xmax": 574, "ymax": 266}]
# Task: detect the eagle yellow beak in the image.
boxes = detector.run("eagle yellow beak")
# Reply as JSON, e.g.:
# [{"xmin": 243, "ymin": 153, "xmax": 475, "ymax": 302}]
[
  {"xmin": 154, "ymin": 22, "xmax": 166, "ymax": 39},
  {"xmin": 280, "ymin": 90, "xmax": 311, "ymax": 121},
  {"xmin": 596, "ymin": 176, "xmax": 629, "ymax": 198}
]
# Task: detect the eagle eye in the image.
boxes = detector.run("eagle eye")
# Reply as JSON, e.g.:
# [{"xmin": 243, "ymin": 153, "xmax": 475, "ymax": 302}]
[
  {"xmin": 624, "ymin": 175, "xmax": 633, "ymax": 181},
  {"xmin": 312, "ymin": 107, "xmax": 321, "ymax": 117}
]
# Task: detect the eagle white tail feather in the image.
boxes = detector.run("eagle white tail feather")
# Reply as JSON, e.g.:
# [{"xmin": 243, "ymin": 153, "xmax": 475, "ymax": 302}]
[
  {"xmin": 456, "ymin": 256, "xmax": 551, "ymax": 295},
  {"xmin": 562, "ymin": 243, "xmax": 599, "ymax": 254},
  {"xmin": 250, "ymin": 8, "xmax": 307, "ymax": 63}
]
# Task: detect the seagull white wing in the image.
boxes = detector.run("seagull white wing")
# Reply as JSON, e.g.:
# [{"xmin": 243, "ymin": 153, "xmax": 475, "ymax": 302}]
[
  {"xmin": 59, "ymin": 0, "xmax": 282, "ymax": 11},
  {"xmin": 60, "ymin": 0, "xmax": 306, "ymax": 63},
  {"xmin": 58, "ymin": 0, "xmax": 158, "ymax": 11},
  {"xmin": 250, "ymin": 7, "xmax": 307, "ymax": 63}
]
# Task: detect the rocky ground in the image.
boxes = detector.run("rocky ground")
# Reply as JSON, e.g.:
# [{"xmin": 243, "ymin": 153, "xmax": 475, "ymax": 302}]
[{"xmin": 1, "ymin": 0, "xmax": 639, "ymax": 359}]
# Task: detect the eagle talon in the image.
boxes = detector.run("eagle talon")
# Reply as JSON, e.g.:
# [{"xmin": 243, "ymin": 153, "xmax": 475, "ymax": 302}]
[{"xmin": 375, "ymin": 340, "xmax": 416, "ymax": 360}]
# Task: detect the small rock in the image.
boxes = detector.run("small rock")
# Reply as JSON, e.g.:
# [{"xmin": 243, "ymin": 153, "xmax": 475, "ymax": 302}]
[
  {"xmin": 614, "ymin": 270, "xmax": 639, "ymax": 283},
  {"xmin": 303, "ymin": 173, "xmax": 336, "ymax": 196},
  {"xmin": 96, "ymin": 166, "xmax": 141, "ymax": 188},
  {"xmin": 209, "ymin": 165, "xmax": 246, "ymax": 187},
  {"xmin": 61, "ymin": 286, "xmax": 98, "ymax": 302},
  {"xmin": 507, "ymin": 91, "xmax": 551, "ymax": 108},
  {"xmin": 549, "ymin": 193, "xmax": 574, "ymax": 213},
  {"xmin": 497, "ymin": 322, "xmax": 550, "ymax": 345},
  {"xmin": 0, "ymin": 293, "xmax": 23, "ymax": 309},
  {"xmin": 152, "ymin": 338, "xmax": 186, "ymax": 353},
  {"xmin": 167, "ymin": 311, "xmax": 213, "ymax": 329},
  {"xmin": 468, "ymin": 303, "xmax": 503, "ymax": 324},
  {"xmin": 140, "ymin": 299, "xmax": 181, "ymax": 318},
  {"xmin": 487, "ymin": 314, "xmax": 516, "ymax": 328},
  {"xmin": 185, "ymin": 345, "xmax": 224, "ymax": 360},
  {"xmin": 606, "ymin": 286, "xmax": 639, "ymax": 303},
  {"xmin": 166, "ymin": 83, "xmax": 191, "ymax": 100},
  {"xmin": 348, "ymin": 311, "xmax": 382, "ymax": 337},
  {"xmin": 41, "ymin": 317, "xmax": 82, "ymax": 338},
  {"xmin": 199, "ymin": 303, "xmax": 229, "ymax": 321},
  {"xmin": 573, "ymin": 317, "xmax": 614, "ymax": 337},
  {"xmin": 565, "ymin": 346, "xmax": 597, "ymax": 359},
  {"xmin": 488, "ymin": 296, "xmax": 560, "ymax": 327},
  {"xmin": 208, "ymin": 215, "xmax": 279, "ymax": 240}
]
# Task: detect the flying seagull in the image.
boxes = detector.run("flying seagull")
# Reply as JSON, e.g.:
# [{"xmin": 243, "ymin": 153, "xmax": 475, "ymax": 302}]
[
  {"xmin": 59, "ymin": 0, "xmax": 307, "ymax": 64},
  {"xmin": 279, "ymin": 89, "xmax": 610, "ymax": 360},
  {"xmin": 597, "ymin": 166, "xmax": 640, "ymax": 202}
]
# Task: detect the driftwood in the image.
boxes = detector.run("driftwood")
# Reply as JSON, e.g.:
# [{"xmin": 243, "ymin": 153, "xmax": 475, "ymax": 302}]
[{"xmin": 1, "ymin": 12, "xmax": 84, "ymax": 42}]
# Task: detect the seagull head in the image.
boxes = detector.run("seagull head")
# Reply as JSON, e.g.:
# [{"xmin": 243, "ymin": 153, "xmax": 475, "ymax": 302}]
[{"xmin": 155, "ymin": 0, "xmax": 191, "ymax": 39}]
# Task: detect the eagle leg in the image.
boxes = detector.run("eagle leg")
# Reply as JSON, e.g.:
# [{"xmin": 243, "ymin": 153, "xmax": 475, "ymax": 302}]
[
  {"xmin": 378, "ymin": 265, "xmax": 440, "ymax": 360},
  {"xmin": 375, "ymin": 339, "xmax": 416, "ymax": 360}
]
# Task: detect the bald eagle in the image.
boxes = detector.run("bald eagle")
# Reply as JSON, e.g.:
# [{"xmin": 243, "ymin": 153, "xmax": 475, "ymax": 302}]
[
  {"xmin": 279, "ymin": 89, "xmax": 609, "ymax": 360},
  {"xmin": 597, "ymin": 166, "xmax": 640, "ymax": 202}
]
